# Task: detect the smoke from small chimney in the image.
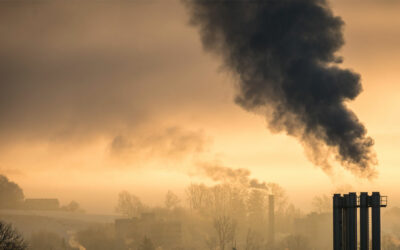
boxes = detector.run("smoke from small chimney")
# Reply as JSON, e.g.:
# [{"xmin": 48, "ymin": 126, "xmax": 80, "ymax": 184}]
[
  {"xmin": 183, "ymin": 0, "xmax": 377, "ymax": 177},
  {"xmin": 196, "ymin": 162, "xmax": 270, "ymax": 190}
]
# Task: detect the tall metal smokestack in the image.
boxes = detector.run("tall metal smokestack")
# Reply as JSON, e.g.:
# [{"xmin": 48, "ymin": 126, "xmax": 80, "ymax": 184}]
[
  {"xmin": 268, "ymin": 195, "xmax": 275, "ymax": 247},
  {"xmin": 333, "ymin": 194, "xmax": 343, "ymax": 250},
  {"xmin": 348, "ymin": 192, "xmax": 357, "ymax": 250},
  {"xmin": 360, "ymin": 192, "xmax": 369, "ymax": 250},
  {"xmin": 372, "ymin": 192, "xmax": 382, "ymax": 250}
]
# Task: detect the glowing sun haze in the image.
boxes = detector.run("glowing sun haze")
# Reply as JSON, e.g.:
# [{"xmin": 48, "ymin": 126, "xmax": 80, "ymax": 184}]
[{"xmin": 0, "ymin": 0, "xmax": 399, "ymax": 213}]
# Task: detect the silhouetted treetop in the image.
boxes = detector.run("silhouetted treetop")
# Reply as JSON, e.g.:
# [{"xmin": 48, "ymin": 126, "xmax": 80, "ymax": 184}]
[{"xmin": 0, "ymin": 175, "xmax": 24, "ymax": 209}]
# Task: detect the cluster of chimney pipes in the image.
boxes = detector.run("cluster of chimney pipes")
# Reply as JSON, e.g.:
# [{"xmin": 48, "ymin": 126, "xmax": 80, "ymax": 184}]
[
  {"xmin": 235, "ymin": 192, "xmax": 387, "ymax": 250},
  {"xmin": 333, "ymin": 192, "xmax": 387, "ymax": 250}
]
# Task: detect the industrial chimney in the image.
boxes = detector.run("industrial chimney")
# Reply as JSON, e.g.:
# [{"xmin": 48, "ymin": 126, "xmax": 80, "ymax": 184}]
[{"xmin": 333, "ymin": 192, "xmax": 387, "ymax": 250}]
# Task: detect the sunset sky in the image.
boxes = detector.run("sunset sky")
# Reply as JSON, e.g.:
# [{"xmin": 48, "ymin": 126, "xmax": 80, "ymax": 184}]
[{"xmin": 0, "ymin": 0, "xmax": 399, "ymax": 214}]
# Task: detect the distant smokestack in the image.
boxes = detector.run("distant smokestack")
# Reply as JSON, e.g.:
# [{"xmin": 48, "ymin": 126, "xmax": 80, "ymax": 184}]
[
  {"xmin": 268, "ymin": 195, "xmax": 275, "ymax": 246},
  {"xmin": 183, "ymin": 0, "xmax": 377, "ymax": 177}
]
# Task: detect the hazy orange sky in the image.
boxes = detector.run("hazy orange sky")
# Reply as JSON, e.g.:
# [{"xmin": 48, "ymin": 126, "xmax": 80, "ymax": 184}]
[{"xmin": 0, "ymin": 0, "xmax": 399, "ymax": 214}]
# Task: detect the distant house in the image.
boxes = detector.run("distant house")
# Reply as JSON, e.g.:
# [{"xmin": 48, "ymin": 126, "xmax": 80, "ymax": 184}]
[{"xmin": 24, "ymin": 199, "xmax": 60, "ymax": 210}]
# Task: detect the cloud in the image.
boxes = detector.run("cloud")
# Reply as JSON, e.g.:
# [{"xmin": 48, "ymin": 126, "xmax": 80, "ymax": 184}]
[
  {"xmin": 109, "ymin": 127, "xmax": 211, "ymax": 164},
  {"xmin": 0, "ymin": 0, "xmax": 214, "ymax": 146}
]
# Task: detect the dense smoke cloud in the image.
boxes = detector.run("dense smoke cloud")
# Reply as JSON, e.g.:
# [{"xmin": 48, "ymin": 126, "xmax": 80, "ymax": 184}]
[
  {"xmin": 196, "ymin": 162, "xmax": 269, "ymax": 190},
  {"xmin": 183, "ymin": 0, "xmax": 377, "ymax": 177}
]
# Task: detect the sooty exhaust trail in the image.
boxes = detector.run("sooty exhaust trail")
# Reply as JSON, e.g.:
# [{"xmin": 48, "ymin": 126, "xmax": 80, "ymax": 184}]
[{"xmin": 183, "ymin": 0, "xmax": 376, "ymax": 177}]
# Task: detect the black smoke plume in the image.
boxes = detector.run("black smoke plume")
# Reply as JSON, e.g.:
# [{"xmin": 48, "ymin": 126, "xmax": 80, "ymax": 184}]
[{"xmin": 183, "ymin": 0, "xmax": 376, "ymax": 177}]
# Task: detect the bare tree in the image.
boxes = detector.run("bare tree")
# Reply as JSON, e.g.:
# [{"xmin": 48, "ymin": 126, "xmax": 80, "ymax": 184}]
[
  {"xmin": 0, "ymin": 221, "xmax": 26, "ymax": 250},
  {"xmin": 213, "ymin": 215, "xmax": 236, "ymax": 250},
  {"xmin": 186, "ymin": 183, "xmax": 210, "ymax": 212},
  {"xmin": 267, "ymin": 183, "xmax": 288, "ymax": 213},
  {"xmin": 115, "ymin": 191, "xmax": 144, "ymax": 217},
  {"xmin": 312, "ymin": 194, "xmax": 331, "ymax": 214},
  {"xmin": 165, "ymin": 190, "xmax": 181, "ymax": 210},
  {"xmin": 209, "ymin": 185, "xmax": 232, "ymax": 215},
  {"xmin": 247, "ymin": 189, "xmax": 266, "ymax": 231}
]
